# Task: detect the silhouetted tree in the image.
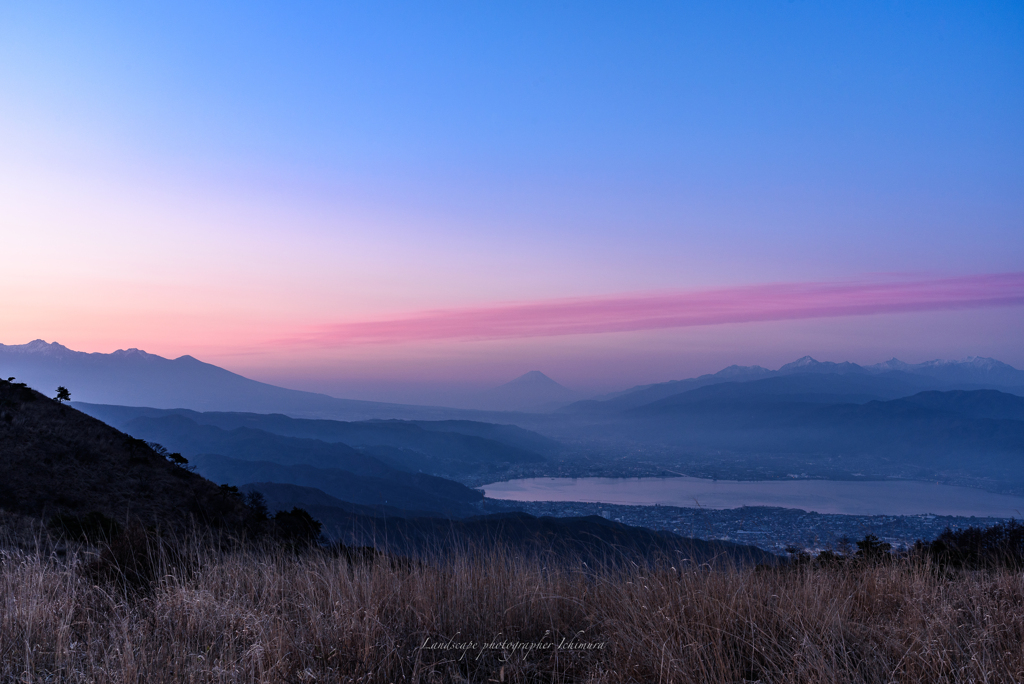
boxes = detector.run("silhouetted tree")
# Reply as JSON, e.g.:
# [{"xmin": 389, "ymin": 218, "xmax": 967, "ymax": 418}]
[
  {"xmin": 167, "ymin": 452, "xmax": 189, "ymax": 467},
  {"xmin": 784, "ymin": 546, "xmax": 812, "ymax": 565},
  {"xmin": 242, "ymin": 490, "xmax": 270, "ymax": 534},
  {"xmin": 245, "ymin": 491, "xmax": 269, "ymax": 520},
  {"xmin": 274, "ymin": 507, "xmax": 323, "ymax": 546},
  {"xmin": 146, "ymin": 441, "xmax": 168, "ymax": 457},
  {"xmin": 856, "ymin": 534, "xmax": 891, "ymax": 560},
  {"xmin": 814, "ymin": 549, "xmax": 844, "ymax": 567},
  {"xmin": 55, "ymin": 386, "xmax": 70, "ymax": 403},
  {"xmin": 219, "ymin": 484, "xmax": 241, "ymax": 499},
  {"xmin": 837, "ymin": 535, "xmax": 853, "ymax": 556},
  {"xmin": 926, "ymin": 521, "xmax": 1024, "ymax": 569},
  {"xmin": 147, "ymin": 441, "xmax": 189, "ymax": 468}
]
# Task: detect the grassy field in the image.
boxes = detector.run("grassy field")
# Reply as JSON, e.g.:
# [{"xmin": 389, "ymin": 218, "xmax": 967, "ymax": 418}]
[{"xmin": 2, "ymin": 530, "xmax": 1024, "ymax": 684}]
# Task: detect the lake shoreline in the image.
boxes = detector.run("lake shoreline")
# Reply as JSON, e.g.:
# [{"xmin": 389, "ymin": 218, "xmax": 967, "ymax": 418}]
[{"xmin": 482, "ymin": 476, "xmax": 1024, "ymax": 518}]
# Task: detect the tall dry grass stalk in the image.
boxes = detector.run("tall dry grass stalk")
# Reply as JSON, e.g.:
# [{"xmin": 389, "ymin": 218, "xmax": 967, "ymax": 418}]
[{"xmin": 1, "ymin": 537, "xmax": 1023, "ymax": 683}]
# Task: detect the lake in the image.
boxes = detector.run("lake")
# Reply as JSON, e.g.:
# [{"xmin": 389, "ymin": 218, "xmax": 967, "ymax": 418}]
[{"xmin": 482, "ymin": 477, "xmax": 1024, "ymax": 517}]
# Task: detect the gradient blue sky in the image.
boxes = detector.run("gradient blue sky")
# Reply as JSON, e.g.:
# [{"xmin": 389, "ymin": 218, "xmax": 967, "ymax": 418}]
[{"xmin": 1, "ymin": 2, "xmax": 1022, "ymax": 401}]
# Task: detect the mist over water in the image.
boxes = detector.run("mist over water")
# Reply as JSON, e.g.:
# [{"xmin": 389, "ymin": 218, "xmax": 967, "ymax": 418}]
[{"xmin": 484, "ymin": 477, "xmax": 1024, "ymax": 518}]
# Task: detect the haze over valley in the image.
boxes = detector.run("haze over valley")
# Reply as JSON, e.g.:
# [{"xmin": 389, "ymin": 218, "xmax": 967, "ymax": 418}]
[{"xmin": 6, "ymin": 339, "xmax": 1024, "ymax": 543}]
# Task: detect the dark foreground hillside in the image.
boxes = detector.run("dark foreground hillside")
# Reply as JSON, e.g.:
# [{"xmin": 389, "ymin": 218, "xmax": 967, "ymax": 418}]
[{"xmin": 0, "ymin": 379, "xmax": 248, "ymax": 528}]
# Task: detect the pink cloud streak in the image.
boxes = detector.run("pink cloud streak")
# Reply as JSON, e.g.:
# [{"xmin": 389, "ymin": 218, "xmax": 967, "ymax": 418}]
[{"xmin": 287, "ymin": 273, "xmax": 1024, "ymax": 347}]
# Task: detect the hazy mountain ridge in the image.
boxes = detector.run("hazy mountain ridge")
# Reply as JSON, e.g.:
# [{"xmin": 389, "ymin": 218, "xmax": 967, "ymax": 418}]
[
  {"xmin": 0, "ymin": 340, "xmax": 534, "ymax": 421},
  {"xmin": 886, "ymin": 390, "xmax": 1024, "ymax": 421},
  {"xmin": 564, "ymin": 355, "xmax": 1024, "ymax": 414},
  {"xmin": 74, "ymin": 404, "xmax": 553, "ymax": 482},
  {"xmin": 570, "ymin": 385, "xmax": 1024, "ymax": 491},
  {"xmin": 12, "ymin": 340, "xmax": 1024, "ymax": 495},
  {"xmin": 76, "ymin": 412, "xmax": 494, "ymax": 516},
  {"xmin": 631, "ymin": 373, "xmax": 939, "ymax": 409},
  {"xmin": 192, "ymin": 454, "xmax": 483, "ymax": 517}
]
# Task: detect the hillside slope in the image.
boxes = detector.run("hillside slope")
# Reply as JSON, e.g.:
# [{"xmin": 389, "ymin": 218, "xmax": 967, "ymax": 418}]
[{"xmin": 0, "ymin": 379, "xmax": 247, "ymax": 528}]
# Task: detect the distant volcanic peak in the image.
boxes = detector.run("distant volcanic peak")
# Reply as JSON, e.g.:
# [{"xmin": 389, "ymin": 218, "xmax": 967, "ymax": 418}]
[
  {"xmin": 475, "ymin": 371, "xmax": 579, "ymax": 412},
  {"xmin": 501, "ymin": 371, "xmax": 567, "ymax": 389}
]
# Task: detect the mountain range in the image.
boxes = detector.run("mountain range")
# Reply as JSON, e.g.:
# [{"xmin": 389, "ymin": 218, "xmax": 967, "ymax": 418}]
[
  {"xmin": 0, "ymin": 340, "xmax": 508, "ymax": 421},
  {"xmin": 571, "ymin": 355, "xmax": 1024, "ymax": 413},
  {"xmin": 5, "ymin": 340, "xmax": 1021, "ymax": 423},
  {"xmin": 0, "ymin": 340, "xmax": 588, "ymax": 418},
  {"xmin": 8, "ymin": 339, "xmax": 1024, "ymax": 494}
]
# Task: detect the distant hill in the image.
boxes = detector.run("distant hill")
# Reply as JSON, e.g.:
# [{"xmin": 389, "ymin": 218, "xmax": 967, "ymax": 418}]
[
  {"xmin": 0, "ymin": 378, "xmax": 247, "ymax": 528},
  {"xmin": 886, "ymin": 390, "xmax": 1024, "ymax": 422},
  {"xmin": 575, "ymin": 386, "xmax": 1024, "ymax": 488},
  {"xmin": 406, "ymin": 419, "xmax": 561, "ymax": 455},
  {"xmin": 473, "ymin": 371, "xmax": 582, "ymax": 412},
  {"xmin": 0, "ymin": 340, "xmax": 528, "ymax": 422},
  {"xmin": 73, "ymin": 404, "xmax": 554, "ymax": 482},
  {"xmin": 633, "ymin": 373, "xmax": 938, "ymax": 409},
  {"xmin": 73, "ymin": 410, "xmax": 490, "ymax": 516},
  {"xmin": 564, "ymin": 355, "xmax": 1024, "ymax": 414},
  {"xmin": 192, "ymin": 454, "xmax": 483, "ymax": 517}
]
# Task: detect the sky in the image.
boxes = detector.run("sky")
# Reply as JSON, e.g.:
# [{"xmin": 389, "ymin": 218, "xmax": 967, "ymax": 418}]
[{"xmin": 1, "ymin": 1, "xmax": 1022, "ymax": 403}]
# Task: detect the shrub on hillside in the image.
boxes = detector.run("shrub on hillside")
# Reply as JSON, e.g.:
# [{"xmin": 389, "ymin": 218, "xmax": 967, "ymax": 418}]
[
  {"xmin": 273, "ymin": 507, "xmax": 323, "ymax": 547},
  {"xmin": 921, "ymin": 520, "xmax": 1024, "ymax": 569}
]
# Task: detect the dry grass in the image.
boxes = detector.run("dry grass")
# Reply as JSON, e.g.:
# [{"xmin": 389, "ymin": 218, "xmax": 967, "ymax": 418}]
[{"xmin": 2, "ymin": 537, "xmax": 1024, "ymax": 683}]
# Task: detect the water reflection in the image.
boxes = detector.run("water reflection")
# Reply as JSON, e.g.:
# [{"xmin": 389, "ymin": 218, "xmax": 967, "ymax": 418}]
[{"xmin": 483, "ymin": 477, "xmax": 1024, "ymax": 517}]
